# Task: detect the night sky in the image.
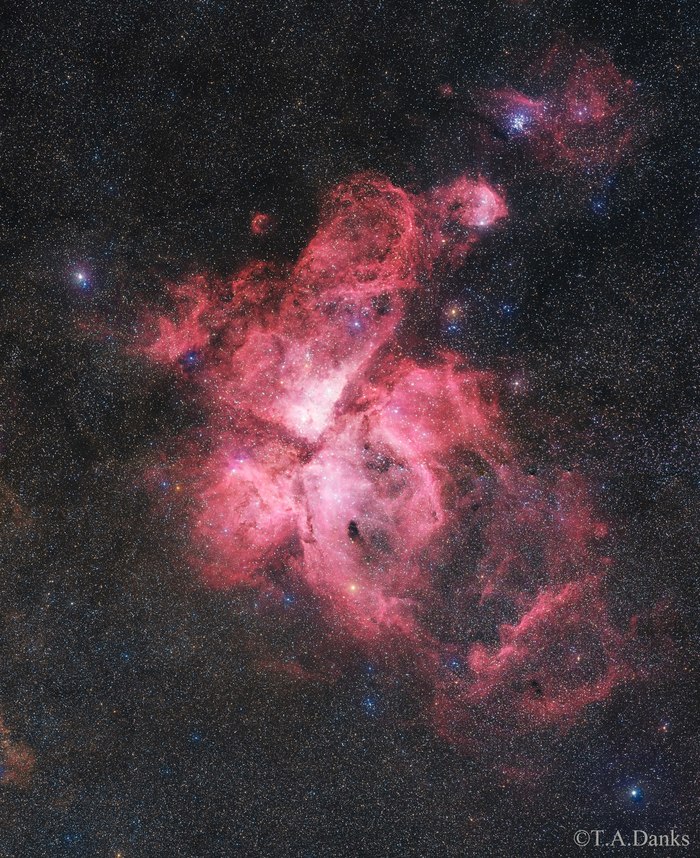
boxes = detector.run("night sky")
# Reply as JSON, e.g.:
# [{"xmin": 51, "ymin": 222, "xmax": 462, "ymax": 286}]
[{"xmin": 0, "ymin": 2, "xmax": 698, "ymax": 856}]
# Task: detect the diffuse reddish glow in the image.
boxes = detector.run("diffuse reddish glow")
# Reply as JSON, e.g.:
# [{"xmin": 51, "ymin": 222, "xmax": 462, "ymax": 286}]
[
  {"xmin": 486, "ymin": 50, "xmax": 636, "ymax": 169},
  {"xmin": 0, "ymin": 716, "xmax": 34, "ymax": 789},
  {"xmin": 139, "ymin": 170, "xmax": 633, "ymax": 744}
]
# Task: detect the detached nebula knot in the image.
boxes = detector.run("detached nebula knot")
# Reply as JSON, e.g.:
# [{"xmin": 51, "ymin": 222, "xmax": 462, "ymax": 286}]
[{"xmin": 139, "ymin": 172, "xmax": 634, "ymax": 748}]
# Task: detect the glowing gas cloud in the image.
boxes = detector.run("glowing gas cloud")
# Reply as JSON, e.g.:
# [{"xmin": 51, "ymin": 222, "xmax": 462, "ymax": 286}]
[
  {"xmin": 485, "ymin": 50, "xmax": 636, "ymax": 169},
  {"xmin": 140, "ymin": 171, "xmax": 633, "ymax": 746}
]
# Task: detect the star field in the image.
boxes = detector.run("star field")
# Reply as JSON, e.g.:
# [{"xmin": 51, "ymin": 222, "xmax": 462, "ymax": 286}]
[{"xmin": 0, "ymin": 1, "xmax": 698, "ymax": 856}]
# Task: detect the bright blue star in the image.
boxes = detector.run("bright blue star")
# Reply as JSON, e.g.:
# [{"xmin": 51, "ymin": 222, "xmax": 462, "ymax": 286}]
[
  {"xmin": 362, "ymin": 695, "xmax": 380, "ymax": 715},
  {"xmin": 181, "ymin": 350, "xmax": 202, "ymax": 371},
  {"xmin": 508, "ymin": 112, "xmax": 530, "ymax": 134},
  {"xmin": 629, "ymin": 785, "xmax": 644, "ymax": 803}
]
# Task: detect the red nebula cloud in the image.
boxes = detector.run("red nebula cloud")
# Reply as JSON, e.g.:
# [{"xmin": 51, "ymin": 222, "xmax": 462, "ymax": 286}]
[
  {"xmin": 250, "ymin": 211, "xmax": 275, "ymax": 236},
  {"xmin": 138, "ymin": 171, "xmax": 634, "ymax": 746},
  {"xmin": 486, "ymin": 50, "xmax": 636, "ymax": 169},
  {"xmin": 0, "ymin": 715, "xmax": 35, "ymax": 789}
]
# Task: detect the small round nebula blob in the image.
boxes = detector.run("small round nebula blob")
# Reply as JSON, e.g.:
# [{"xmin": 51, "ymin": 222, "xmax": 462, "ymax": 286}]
[{"xmin": 250, "ymin": 211, "xmax": 275, "ymax": 236}]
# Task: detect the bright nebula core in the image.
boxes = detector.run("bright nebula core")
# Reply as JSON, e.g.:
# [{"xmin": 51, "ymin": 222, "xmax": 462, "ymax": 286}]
[{"xmin": 140, "ymin": 171, "xmax": 633, "ymax": 748}]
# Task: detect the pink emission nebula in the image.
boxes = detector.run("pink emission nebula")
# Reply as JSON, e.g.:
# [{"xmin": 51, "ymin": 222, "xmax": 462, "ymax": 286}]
[
  {"xmin": 139, "ymin": 172, "xmax": 635, "ymax": 747},
  {"xmin": 485, "ymin": 50, "xmax": 637, "ymax": 169}
]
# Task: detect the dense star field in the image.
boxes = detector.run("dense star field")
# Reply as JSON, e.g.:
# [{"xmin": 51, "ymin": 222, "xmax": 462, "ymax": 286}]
[{"xmin": 0, "ymin": 2, "xmax": 697, "ymax": 856}]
